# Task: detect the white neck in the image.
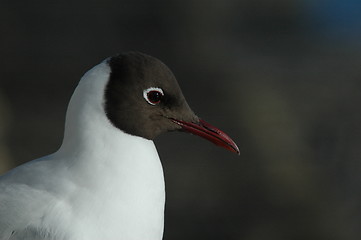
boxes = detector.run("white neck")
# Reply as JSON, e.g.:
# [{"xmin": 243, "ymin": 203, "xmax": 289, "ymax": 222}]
[{"xmin": 54, "ymin": 62, "xmax": 165, "ymax": 240}]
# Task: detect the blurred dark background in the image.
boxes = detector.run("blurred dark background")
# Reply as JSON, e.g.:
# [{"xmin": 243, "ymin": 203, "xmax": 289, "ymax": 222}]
[{"xmin": 1, "ymin": 0, "xmax": 361, "ymax": 239}]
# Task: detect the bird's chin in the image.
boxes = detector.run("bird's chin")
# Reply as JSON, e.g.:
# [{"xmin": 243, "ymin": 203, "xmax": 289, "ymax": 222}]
[{"xmin": 169, "ymin": 118, "xmax": 239, "ymax": 154}]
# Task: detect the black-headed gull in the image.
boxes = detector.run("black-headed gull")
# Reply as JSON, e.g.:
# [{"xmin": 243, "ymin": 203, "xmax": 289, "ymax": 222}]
[{"xmin": 0, "ymin": 52, "xmax": 239, "ymax": 240}]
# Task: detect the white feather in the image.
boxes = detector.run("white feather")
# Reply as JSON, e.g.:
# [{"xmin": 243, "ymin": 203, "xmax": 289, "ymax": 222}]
[{"xmin": 0, "ymin": 61, "xmax": 165, "ymax": 240}]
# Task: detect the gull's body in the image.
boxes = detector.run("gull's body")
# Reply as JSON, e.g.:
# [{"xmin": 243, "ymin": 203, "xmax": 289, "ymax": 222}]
[{"xmin": 0, "ymin": 52, "xmax": 238, "ymax": 240}]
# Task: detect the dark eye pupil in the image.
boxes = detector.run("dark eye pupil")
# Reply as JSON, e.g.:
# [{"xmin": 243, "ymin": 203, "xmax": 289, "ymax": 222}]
[{"xmin": 147, "ymin": 91, "xmax": 162, "ymax": 103}]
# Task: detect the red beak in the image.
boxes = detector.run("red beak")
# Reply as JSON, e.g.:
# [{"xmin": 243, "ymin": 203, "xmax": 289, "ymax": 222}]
[{"xmin": 170, "ymin": 118, "xmax": 240, "ymax": 155}]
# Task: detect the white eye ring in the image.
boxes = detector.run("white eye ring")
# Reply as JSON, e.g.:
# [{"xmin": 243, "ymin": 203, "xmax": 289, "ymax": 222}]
[{"xmin": 143, "ymin": 87, "xmax": 164, "ymax": 105}]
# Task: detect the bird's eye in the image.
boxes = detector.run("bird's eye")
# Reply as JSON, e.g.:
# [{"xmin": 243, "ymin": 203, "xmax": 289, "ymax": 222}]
[{"xmin": 143, "ymin": 87, "xmax": 164, "ymax": 105}]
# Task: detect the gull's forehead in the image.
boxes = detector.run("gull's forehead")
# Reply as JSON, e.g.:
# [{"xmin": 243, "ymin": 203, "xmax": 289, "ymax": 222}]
[{"xmin": 107, "ymin": 52, "xmax": 182, "ymax": 96}]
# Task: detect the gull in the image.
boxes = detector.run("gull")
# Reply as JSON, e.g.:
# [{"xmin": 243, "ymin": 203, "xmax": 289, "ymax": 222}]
[{"xmin": 0, "ymin": 52, "xmax": 239, "ymax": 240}]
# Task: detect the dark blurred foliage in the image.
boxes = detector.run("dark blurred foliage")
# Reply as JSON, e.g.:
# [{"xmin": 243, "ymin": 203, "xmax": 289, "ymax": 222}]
[{"xmin": 1, "ymin": 0, "xmax": 361, "ymax": 239}]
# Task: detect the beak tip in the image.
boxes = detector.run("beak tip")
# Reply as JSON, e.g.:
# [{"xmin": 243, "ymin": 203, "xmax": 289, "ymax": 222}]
[
  {"xmin": 227, "ymin": 141, "xmax": 240, "ymax": 155},
  {"xmin": 233, "ymin": 147, "xmax": 240, "ymax": 155}
]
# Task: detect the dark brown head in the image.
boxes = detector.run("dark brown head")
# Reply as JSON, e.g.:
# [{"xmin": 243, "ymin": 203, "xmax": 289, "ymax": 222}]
[{"xmin": 104, "ymin": 52, "xmax": 239, "ymax": 154}]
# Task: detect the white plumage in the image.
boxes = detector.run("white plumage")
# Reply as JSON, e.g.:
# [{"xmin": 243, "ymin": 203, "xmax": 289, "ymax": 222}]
[
  {"xmin": 0, "ymin": 52, "xmax": 239, "ymax": 240},
  {"xmin": 0, "ymin": 61, "xmax": 165, "ymax": 240}
]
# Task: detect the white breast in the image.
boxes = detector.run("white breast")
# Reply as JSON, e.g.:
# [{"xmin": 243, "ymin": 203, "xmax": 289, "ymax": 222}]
[{"xmin": 0, "ymin": 61, "xmax": 166, "ymax": 240}]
